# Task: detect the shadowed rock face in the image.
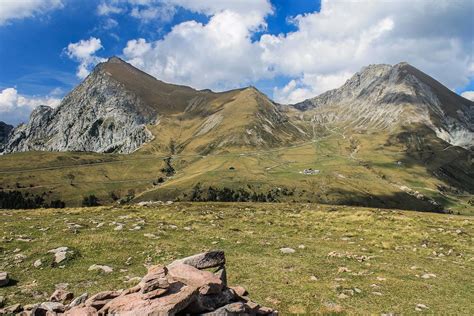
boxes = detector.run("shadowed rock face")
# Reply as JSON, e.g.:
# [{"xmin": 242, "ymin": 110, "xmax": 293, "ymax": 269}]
[
  {"xmin": 0, "ymin": 121, "xmax": 13, "ymax": 152},
  {"xmin": 293, "ymin": 62, "xmax": 474, "ymax": 149}
]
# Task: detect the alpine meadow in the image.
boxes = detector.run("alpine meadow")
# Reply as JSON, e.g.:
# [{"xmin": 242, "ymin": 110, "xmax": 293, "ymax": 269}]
[{"xmin": 0, "ymin": 0, "xmax": 473, "ymax": 315}]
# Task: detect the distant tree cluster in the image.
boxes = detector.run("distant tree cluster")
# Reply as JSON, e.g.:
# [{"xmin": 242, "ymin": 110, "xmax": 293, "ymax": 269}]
[
  {"xmin": 0, "ymin": 190, "xmax": 65, "ymax": 209},
  {"xmin": 82, "ymin": 194, "xmax": 100, "ymax": 207},
  {"xmin": 188, "ymin": 183, "xmax": 294, "ymax": 202}
]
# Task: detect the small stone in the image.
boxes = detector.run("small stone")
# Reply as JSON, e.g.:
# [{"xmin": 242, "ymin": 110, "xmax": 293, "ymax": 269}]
[
  {"xmin": 40, "ymin": 301, "xmax": 66, "ymax": 313},
  {"xmin": 421, "ymin": 273, "xmax": 436, "ymax": 279},
  {"xmin": 338, "ymin": 267, "xmax": 351, "ymax": 273},
  {"xmin": 68, "ymin": 293, "xmax": 88, "ymax": 308},
  {"xmin": 354, "ymin": 288, "xmax": 362, "ymax": 294},
  {"xmin": 298, "ymin": 244, "xmax": 305, "ymax": 249},
  {"xmin": 24, "ymin": 303, "xmax": 40, "ymax": 311},
  {"xmin": 3, "ymin": 303, "xmax": 22, "ymax": 314},
  {"xmin": 338, "ymin": 293, "xmax": 349, "ymax": 299},
  {"xmin": 48, "ymin": 247, "xmax": 69, "ymax": 254},
  {"xmin": 372, "ymin": 291, "xmax": 383, "ymax": 296},
  {"xmin": 415, "ymin": 304, "xmax": 429, "ymax": 311},
  {"xmin": 34, "ymin": 259, "xmax": 42, "ymax": 268},
  {"xmin": 50, "ymin": 289, "xmax": 74, "ymax": 303},
  {"xmin": 310, "ymin": 275, "xmax": 318, "ymax": 281},
  {"xmin": 230, "ymin": 285, "xmax": 248, "ymax": 297},
  {"xmin": 169, "ymin": 250, "xmax": 226, "ymax": 269},
  {"xmin": 280, "ymin": 247, "xmax": 296, "ymax": 254},
  {"xmin": 55, "ymin": 251, "xmax": 68, "ymax": 264},
  {"xmin": 0, "ymin": 272, "xmax": 9, "ymax": 287},
  {"xmin": 144, "ymin": 233, "xmax": 158, "ymax": 239},
  {"xmin": 89, "ymin": 264, "xmax": 113, "ymax": 273},
  {"xmin": 114, "ymin": 225, "xmax": 123, "ymax": 231},
  {"xmin": 376, "ymin": 276, "xmax": 386, "ymax": 281}
]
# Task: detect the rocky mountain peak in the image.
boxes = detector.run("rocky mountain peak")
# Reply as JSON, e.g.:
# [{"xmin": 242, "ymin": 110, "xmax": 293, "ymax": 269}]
[
  {"xmin": 293, "ymin": 62, "xmax": 473, "ymax": 149},
  {"xmin": 106, "ymin": 56, "xmax": 126, "ymax": 64}
]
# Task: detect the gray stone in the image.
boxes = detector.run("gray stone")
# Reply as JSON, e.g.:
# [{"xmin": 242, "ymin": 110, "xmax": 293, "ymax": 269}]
[
  {"xmin": 0, "ymin": 272, "xmax": 9, "ymax": 287},
  {"xmin": 170, "ymin": 250, "xmax": 225, "ymax": 269},
  {"xmin": 88, "ymin": 264, "xmax": 113, "ymax": 273},
  {"xmin": 279, "ymin": 247, "xmax": 295, "ymax": 254},
  {"xmin": 40, "ymin": 301, "xmax": 66, "ymax": 313},
  {"xmin": 68, "ymin": 293, "xmax": 88, "ymax": 308}
]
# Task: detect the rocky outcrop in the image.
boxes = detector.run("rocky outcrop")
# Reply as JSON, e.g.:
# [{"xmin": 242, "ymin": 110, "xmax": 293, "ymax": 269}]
[
  {"xmin": 294, "ymin": 62, "xmax": 474, "ymax": 149},
  {"xmin": 1, "ymin": 251, "xmax": 277, "ymax": 315},
  {"xmin": 4, "ymin": 58, "xmax": 155, "ymax": 154}
]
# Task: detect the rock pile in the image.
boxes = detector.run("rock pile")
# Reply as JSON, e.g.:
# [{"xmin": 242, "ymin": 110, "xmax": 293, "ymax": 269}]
[{"xmin": 1, "ymin": 251, "xmax": 277, "ymax": 315}]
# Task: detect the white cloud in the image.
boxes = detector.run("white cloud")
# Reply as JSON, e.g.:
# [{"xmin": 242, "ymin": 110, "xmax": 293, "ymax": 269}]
[
  {"xmin": 0, "ymin": 0, "xmax": 63, "ymax": 25},
  {"xmin": 66, "ymin": 37, "xmax": 106, "ymax": 79},
  {"xmin": 274, "ymin": 72, "xmax": 353, "ymax": 104},
  {"xmin": 123, "ymin": 9, "xmax": 271, "ymax": 90},
  {"xmin": 118, "ymin": 0, "xmax": 473, "ymax": 102},
  {"xmin": 97, "ymin": 2, "xmax": 124, "ymax": 16},
  {"xmin": 461, "ymin": 91, "xmax": 474, "ymax": 101},
  {"xmin": 261, "ymin": 0, "xmax": 474, "ymax": 102},
  {"xmin": 130, "ymin": 4, "xmax": 176, "ymax": 22},
  {"xmin": 165, "ymin": 0, "xmax": 272, "ymax": 16},
  {"xmin": 0, "ymin": 88, "xmax": 61, "ymax": 125}
]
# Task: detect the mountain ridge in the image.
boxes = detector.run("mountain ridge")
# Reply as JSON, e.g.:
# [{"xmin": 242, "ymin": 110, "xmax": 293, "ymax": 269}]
[{"xmin": 2, "ymin": 58, "xmax": 473, "ymax": 155}]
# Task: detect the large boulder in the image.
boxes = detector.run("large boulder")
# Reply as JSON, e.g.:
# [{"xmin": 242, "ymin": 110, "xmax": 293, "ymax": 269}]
[{"xmin": 6, "ymin": 251, "xmax": 278, "ymax": 315}]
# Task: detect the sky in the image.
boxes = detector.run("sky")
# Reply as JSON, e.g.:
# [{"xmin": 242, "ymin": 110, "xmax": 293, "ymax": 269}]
[{"xmin": 0, "ymin": 0, "xmax": 473, "ymax": 126}]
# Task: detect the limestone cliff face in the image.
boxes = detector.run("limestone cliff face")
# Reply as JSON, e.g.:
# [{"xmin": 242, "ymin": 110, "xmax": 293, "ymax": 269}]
[
  {"xmin": 4, "ymin": 60, "xmax": 155, "ymax": 154},
  {"xmin": 294, "ymin": 63, "xmax": 474, "ymax": 149}
]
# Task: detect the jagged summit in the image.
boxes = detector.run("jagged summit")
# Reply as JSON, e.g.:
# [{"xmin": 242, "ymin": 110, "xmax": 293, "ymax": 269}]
[{"xmin": 106, "ymin": 56, "xmax": 126, "ymax": 64}]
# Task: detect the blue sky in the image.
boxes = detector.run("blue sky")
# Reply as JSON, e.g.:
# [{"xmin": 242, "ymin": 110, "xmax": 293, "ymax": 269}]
[{"xmin": 0, "ymin": 0, "xmax": 473, "ymax": 125}]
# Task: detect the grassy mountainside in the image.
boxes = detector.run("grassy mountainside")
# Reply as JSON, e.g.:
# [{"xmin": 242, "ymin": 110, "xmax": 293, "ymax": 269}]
[
  {"xmin": 0, "ymin": 124, "xmax": 472, "ymax": 214},
  {"xmin": 0, "ymin": 203, "xmax": 472, "ymax": 314}
]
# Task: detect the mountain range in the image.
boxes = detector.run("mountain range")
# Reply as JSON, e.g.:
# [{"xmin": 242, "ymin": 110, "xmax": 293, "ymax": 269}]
[{"xmin": 0, "ymin": 57, "xmax": 473, "ymax": 212}]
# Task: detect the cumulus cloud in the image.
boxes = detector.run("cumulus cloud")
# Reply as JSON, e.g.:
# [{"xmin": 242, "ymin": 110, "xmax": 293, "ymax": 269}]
[
  {"xmin": 263, "ymin": 0, "xmax": 474, "ymax": 103},
  {"xmin": 274, "ymin": 72, "xmax": 353, "ymax": 104},
  {"xmin": 461, "ymin": 91, "xmax": 474, "ymax": 101},
  {"xmin": 118, "ymin": 0, "xmax": 472, "ymax": 103},
  {"xmin": 123, "ymin": 8, "xmax": 272, "ymax": 90},
  {"xmin": 0, "ymin": 88, "xmax": 61, "ymax": 125},
  {"xmin": 0, "ymin": 0, "xmax": 63, "ymax": 25},
  {"xmin": 66, "ymin": 37, "xmax": 106, "ymax": 79},
  {"xmin": 97, "ymin": 2, "xmax": 124, "ymax": 16}
]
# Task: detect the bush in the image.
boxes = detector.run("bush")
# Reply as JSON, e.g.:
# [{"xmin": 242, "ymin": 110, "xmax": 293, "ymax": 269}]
[
  {"xmin": 49, "ymin": 199, "xmax": 66, "ymax": 208},
  {"xmin": 82, "ymin": 195, "xmax": 100, "ymax": 207}
]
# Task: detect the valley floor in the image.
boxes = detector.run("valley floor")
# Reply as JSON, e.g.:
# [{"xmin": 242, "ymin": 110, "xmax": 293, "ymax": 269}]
[{"xmin": 0, "ymin": 203, "xmax": 473, "ymax": 314}]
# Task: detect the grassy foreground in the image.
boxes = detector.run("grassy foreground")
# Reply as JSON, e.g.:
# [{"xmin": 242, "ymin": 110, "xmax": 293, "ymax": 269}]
[{"xmin": 0, "ymin": 203, "xmax": 473, "ymax": 314}]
